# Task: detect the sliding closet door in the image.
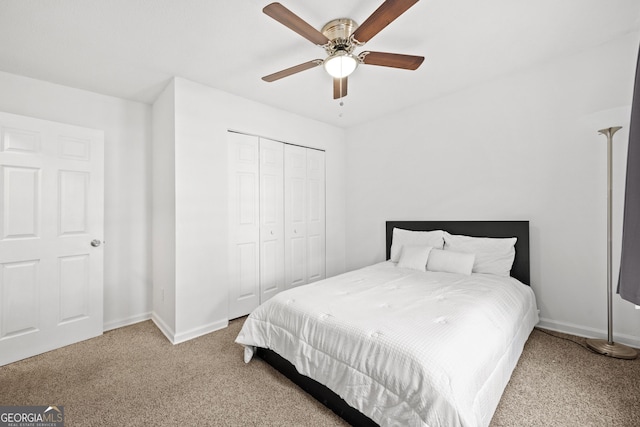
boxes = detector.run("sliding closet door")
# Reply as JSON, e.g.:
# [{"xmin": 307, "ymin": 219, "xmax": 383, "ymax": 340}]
[
  {"xmin": 306, "ymin": 149, "xmax": 325, "ymax": 283},
  {"xmin": 284, "ymin": 145, "xmax": 307, "ymax": 289},
  {"xmin": 284, "ymin": 145, "xmax": 325, "ymax": 289},
  {"xmin": 259, "ymin": 138, "xmax": 284, "ymax": 302},
  {"xmin": 229, "ymin": 132, "xmax": 325, "ymax": 316},
  {"xmin": 228, "ymin": 132, "xmax": 260, "ymax": 319}
]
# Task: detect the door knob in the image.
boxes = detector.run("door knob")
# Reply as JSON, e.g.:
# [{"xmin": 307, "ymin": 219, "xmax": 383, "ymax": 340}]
[{"xmin": 90, "ymin": 239, "xmax": 102, "ymax": 247}]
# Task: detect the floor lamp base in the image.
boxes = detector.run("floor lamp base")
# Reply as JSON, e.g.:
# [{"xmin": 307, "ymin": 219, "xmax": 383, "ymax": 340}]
[{"xmin": 586, "ymin": 338, "xmax": 638, "ymax": 360}]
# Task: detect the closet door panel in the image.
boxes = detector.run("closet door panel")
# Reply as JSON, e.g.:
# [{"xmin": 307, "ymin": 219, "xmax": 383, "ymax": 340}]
[
  {"xmin": 230, "ymin": 133, "xmax": 326, "ymax": 314},
  {"xmin": 307, "ymin": 235, "xmax": 322, "ymax": 282},
  {"xmin": 228, "ymin": 132, "xmax": 260, "ymax": 319},
  {"xmin": 290, "ymin": 236, "xmax": 306, "ymax": 285},
  {"xmin": 259, "ymin": 138, "xmax": 284, "ymax": 302},
  {"xmin": 284, "ymin": 145, "xmax": 307, "ymax": 289},
  {"xmin": 306, "ymin": 149, "xmax": 325, "ymax": 283}
]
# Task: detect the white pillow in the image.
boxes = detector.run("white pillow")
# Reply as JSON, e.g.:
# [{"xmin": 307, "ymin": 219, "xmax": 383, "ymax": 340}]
[
  {"xmin": 444, "ymin": 232, "xmax": 517, "ymax": 277},
  {"xmin": 426, "ymin": 249, "xmax": 475, "ymax": 275},
  {"xmin": 390, "ymin": 228, "xmax": 445, "ymax": 262},
  {"xmin": 397, "ymin": 245, "xmax": 432, "ymax": 271}
]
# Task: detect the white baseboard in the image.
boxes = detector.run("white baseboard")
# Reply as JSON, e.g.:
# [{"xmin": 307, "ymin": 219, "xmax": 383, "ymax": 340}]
[
  {"xmin": 103, "ymin": 312, "xmax": 152, "ymax": 332},
  {"xmin": 537, "ymin": 317, "xmax": 640, "ymax": 349},
  {"xmin": 151, "ymin": 312, "xmax": 176, "ymax": 343},
  {"xmin": 151, "ymin": 313, "xmax": 228, "ymax": 345},
  {"xmin": 173, "ymin": 319, "xmax": 228, "ymax": 344}
]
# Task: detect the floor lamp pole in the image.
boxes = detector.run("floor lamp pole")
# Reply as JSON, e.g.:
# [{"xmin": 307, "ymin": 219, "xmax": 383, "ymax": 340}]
[{"xmin": 585, "ymin": 126, "xmax": 638, "ymax": 360}]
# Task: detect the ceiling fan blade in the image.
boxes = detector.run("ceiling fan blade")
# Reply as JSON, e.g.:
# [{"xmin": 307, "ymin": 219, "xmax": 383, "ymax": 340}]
[
  {"xmin": 263, "ymin": 3, "xmax": 329, "ymax": 46},
  {"xmin": 361, "ymin": 51, "xmax": 424, "ymax": 70},
  {"xmin": 333, "ymin": 77, "xmax": 348, "ymax": 99},
  {"xmin": 352, "ymin": 0, "xmax": 419, "ymax": 44},
  {"xmin": 262, "ymin": 60, "xmax": 323, "ymax": 82}
]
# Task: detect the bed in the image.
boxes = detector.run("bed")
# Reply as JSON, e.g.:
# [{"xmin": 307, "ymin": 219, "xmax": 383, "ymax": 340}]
[{"xmin": 235, "ymin": 221, "xmax": 538, "ymax": 426}]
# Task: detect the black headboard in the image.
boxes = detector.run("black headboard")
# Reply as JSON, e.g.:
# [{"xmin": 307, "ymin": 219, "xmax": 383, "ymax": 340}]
[{"xmin": 385, "ymin": 221, "xmax": 530, "ymax": 285}]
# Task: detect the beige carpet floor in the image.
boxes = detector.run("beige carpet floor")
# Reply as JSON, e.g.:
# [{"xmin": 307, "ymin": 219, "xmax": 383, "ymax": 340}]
[{"xmin": 1, "ymin": 318, "xmax": 639, "ymax": 426}]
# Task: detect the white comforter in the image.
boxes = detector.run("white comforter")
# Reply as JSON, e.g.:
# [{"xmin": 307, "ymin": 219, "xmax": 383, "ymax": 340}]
[{"xmin": 235, "ymin": 261, "xmax": 538, "ymax": 427}]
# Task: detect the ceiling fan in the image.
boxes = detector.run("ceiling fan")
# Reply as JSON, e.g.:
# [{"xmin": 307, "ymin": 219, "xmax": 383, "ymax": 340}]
[{"xmin": 261, "ymin": 0, "xmax": 425, "ymax": 99}]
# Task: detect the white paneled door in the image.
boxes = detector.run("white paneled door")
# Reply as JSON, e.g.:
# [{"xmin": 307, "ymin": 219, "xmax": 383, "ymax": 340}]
[
  {"xmin": 229, "ymin": 131, "xmax": 324, "ymax": 318},
  {"xmin": 259, "ymin": 138, "xmax": 284, "ymax": 303},
  {"xmin": 228, "ymin": 132, "xmax": 260, "ymax": 319},
  {"xmin": 305, "ymin": 148, "xmax": 325, "ymax": 284},
  {"xmin": 0, "ymin": 111, "xmax": 104, "ymax": 366},
  {"xmin": 284, "ymin": 145, "xmax": 325, "ymax": 289},
  {"xmin": 284, "ymin": 145, "xmax": 307, "ymax": 289}
]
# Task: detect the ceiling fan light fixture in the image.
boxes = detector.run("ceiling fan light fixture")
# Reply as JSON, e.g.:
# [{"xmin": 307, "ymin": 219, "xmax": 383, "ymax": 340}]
[
  {"xmin": 324, "ymin": 50, "xmax": 358, "ymax": 78},
  {"xmin": 261, "ymin": 2, "xmax": 424, "ymax": 98}
]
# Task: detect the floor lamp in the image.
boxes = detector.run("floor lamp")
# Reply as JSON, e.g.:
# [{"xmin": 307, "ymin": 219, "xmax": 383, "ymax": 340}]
[{"xmin": 585, "ymin": 126, "xmax": 638, "ymax": 360}]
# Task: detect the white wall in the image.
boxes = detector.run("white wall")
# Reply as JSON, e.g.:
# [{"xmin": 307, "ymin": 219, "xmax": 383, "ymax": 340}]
[
  {"xmin": 151, "ymin": 79, "xmax": 177, "ymax": 337},
  {"xmin": 8, "ymin": 29, "xmax": 634, "ymax": 350},
  {"xmin": 345, "ymin": 33, "xmax": 640, "ymax": 346},
  {"xmin": 152, "ymin": 77, "xmax": 346, "ymax": 343},
  {"xmin": 0, "ymin": 70, "xmax": 346, "ymax": 345},
  {"xmin": 0, "ymin": 70, "xmax": 153, "ymax": 331}
]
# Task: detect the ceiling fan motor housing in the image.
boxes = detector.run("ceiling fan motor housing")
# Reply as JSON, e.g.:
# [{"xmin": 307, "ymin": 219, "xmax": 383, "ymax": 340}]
[
  {"xmin": 321, "ymin": 18, "xmax": 358, "ymax": 40},
  {"xmin": 322, "ymin": 18, "xmax": 359, "ymax": 54}
]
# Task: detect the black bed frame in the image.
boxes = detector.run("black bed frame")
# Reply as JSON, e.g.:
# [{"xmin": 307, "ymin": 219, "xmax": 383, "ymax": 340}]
[{"xmin": 258, "ymin": 220, "xmax": 531, "ymax": 426}]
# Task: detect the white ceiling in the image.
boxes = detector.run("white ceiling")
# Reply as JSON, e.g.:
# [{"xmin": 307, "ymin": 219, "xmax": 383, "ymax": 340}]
[{"xmin": 0, "ymin": 0, "xmax": 639, "ymax": 128}]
